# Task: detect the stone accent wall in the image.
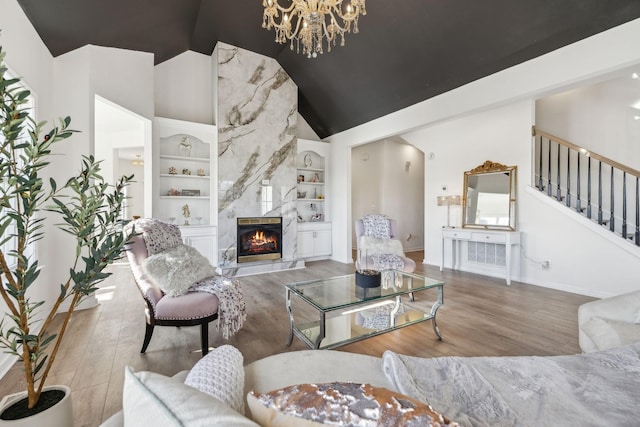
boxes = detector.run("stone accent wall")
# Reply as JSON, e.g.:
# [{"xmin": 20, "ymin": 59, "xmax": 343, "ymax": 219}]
[{"xmin": 215, "ymin": 43, "xmax": 298, "ymax": 267}]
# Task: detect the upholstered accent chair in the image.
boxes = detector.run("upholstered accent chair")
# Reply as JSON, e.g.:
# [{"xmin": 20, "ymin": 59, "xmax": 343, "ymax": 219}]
[
  {"xmin": 355, "ymin": 215, "xmax": 416, "ymax": 273},
  {"xmin": 124, "ymin": 219, "xmax": 219, "ymax": 355}
]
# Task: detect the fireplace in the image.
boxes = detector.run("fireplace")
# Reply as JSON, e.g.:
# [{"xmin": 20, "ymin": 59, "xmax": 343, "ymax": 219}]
[{"xmin": 237, "ymin": 217, "xmax": 283, "ymax": 263}]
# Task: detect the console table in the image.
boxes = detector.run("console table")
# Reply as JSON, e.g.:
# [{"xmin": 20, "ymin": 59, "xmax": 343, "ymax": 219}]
[{"xmin": 440, "ymin": 228, "xmax": 521, "ymax": 285}]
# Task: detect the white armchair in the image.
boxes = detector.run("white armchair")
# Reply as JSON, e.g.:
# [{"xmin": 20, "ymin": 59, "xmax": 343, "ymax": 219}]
[
  {"xmin": 578, "ymin": 290, "xmax": 640, "ymax": 353},
  {"xmin": 354, "ymin": 215, "xmax": 416, "ymax": 273}
]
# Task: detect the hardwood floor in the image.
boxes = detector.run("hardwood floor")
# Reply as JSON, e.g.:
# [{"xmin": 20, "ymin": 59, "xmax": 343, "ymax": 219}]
[{"xmin": 0, "ymin": 252, "xmax": 594, "ymax": 426}]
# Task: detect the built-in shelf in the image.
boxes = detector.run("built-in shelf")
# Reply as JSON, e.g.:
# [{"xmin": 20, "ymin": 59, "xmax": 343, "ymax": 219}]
[
  {"xmin": 298, "ymin": 182, "xmax": 324, "ymax": 186},
  {"xmin": 159, "ymin": 154, "xmax": 210, "ymax": 162},
  {"xmin": 154, "ymin": 117, "xmax": 216, "ymax": 229},
  {"xmin": 297, "ymin": 198, "xmax": 326, "ymax": 202},
  {"xmin": 160, "ymin": 196, "xmax": 210, "ymax": 200},
  {"xmin": 160, "ymin": 174, "xmax": 210, "ymax": 179},
  {"xmin": 297, "ymin": 167, "xmax": 324, "ymax": 173}
]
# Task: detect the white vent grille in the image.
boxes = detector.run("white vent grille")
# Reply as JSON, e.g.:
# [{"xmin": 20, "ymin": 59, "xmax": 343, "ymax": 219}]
[{"xmin": 468, "ymin": 242, "xmax": 506, "ymax": 267}]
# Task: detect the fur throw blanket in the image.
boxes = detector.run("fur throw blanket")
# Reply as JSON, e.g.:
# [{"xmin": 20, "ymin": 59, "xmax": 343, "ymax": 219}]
[{"xmin": 142, "ymin": 243, "xmax": 246, "ymax": 339}]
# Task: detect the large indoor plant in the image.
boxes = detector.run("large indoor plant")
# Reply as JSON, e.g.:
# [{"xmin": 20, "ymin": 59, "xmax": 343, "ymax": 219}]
[{"xmin": 0, "ymin": 41, "xmax": 133, "ymax": 422}]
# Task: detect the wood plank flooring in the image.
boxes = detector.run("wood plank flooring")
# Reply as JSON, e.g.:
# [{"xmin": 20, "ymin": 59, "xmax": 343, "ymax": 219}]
[{"xmin": 0, "ymin": 252, "xmax": 594, "ymax": 426}]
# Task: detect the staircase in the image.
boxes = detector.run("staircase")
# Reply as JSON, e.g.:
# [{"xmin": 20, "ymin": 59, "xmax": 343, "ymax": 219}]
[{"xmin": 532, "ymin": 127, "xmax": 639, "ymax": 246}]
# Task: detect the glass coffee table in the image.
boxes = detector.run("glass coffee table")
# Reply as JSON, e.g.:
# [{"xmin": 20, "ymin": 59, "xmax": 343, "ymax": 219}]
[{"xmin": 285, "ymin": 270, "xmax": 444, "ymax": 350}]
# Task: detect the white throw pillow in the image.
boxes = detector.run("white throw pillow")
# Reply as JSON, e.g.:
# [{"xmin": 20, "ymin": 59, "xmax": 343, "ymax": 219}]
[
  {"xmin": 142, "ymin": 244, "xmax": 217, "ymax": 296},
  {"xmin": 185, "ymin": 345, "xmax": 246, "ymax": 414},
  {"xmin": 122, "ymin": 366, "xmax": 258, "ymax": 427},
  {"xmin": 359, "ymin": 236, "xmax": 405, "ymax": 257},
  {"xmin": 582, "ymin": 317, "xmax": 640, "ymax": 351}
]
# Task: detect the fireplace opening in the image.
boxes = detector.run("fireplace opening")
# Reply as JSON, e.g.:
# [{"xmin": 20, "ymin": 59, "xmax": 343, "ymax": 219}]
[{"xmin": 237, "ymin": 217, "xmax": 282, "ymax": 263}]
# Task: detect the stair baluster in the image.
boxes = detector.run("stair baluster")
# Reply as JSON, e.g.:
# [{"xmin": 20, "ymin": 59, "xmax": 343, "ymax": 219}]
[
  {"xmin": 538, "ymin": 135, "xmax": 544, "ymax": 191},
  {"xmin": 622, "ymin": 172, "xmax": 627, "ymax": 239},
  {"xmin": 610, "ymin": 167, "xmax": 615, "ymax": 232},
  {"xmin": 556, "ymin": 144, "xmax": 562, "ymax": 202},
  {"xmin": 566, "ymin": 146, "xmax": 571, "ymax": 207},
  {"xmin": 586, "ymin": 156, "xmax": 592, "ymax": 219},
  {"xmin": 634, "ymin": 177, "xmax": 640, "ymax": 246},
  {"xmin": 576, "ymin": 151, "xmax": 582, "ymax": 213},
  {"xmin": 547, "ymin": 137, "xmax": 552, "ymax": 197},
  {"xmin": 598, "ymin": 161, "xmax": 603, "ymax": 225}
]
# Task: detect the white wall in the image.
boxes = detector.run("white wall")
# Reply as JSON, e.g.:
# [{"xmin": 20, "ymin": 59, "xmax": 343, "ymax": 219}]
[
  {"xmin": 536, "ymin": 75, "xmax": 640, "ymax": 171},
  {"xmin": 405, "ymin": 101, "xmax": 531, "ymax": 265},
  {"xmin": 0, "ymin": 0, "xmax": 57, "ymax": 380},
  {"xmin": 352, "ymin": 142, "xmax": 384, "ymax": 221},
  {"xmin": 155, "ymin": 50, "xmax": 214, "ymax": 125},
  {"xmin": 328, "ymin": 18, "xmax": 640, "ymax": 297}
]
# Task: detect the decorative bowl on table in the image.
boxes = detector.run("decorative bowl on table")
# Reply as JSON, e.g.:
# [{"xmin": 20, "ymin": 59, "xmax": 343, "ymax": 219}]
[{"xmin": 355, "ymin": 269, "xmax": 381, "ymax": 288}]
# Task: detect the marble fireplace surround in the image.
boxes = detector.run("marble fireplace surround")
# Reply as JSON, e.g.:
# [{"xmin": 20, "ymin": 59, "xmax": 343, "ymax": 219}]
[{"xmin": 215, "ymin": 43, "xmax": 303, "ymax": 276}]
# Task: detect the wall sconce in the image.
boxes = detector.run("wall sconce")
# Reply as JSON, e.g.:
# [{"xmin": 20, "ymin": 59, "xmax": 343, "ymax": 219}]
[{"xmin": 437, "ymin": 195, "xmax": 461, "ymax": 228}]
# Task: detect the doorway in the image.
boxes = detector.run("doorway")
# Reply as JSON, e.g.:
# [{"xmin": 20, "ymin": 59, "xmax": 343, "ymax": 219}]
[
  {"xmin": 351, "ymin": 138, "xmax": 425, "ymax": 256},
  {"xmin": 94, "ymin": 95, "xmax": 152, "ymax": 219}
]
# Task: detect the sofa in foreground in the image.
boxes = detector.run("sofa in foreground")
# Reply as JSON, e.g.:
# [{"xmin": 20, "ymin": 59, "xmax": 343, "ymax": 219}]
[
  {"xmin": 578, "ymin": 289, "xmax": 640, "ymax": 353},
  {"xmin": 101, "ymin": 341, "xmax": 640, "ymax": 426}
]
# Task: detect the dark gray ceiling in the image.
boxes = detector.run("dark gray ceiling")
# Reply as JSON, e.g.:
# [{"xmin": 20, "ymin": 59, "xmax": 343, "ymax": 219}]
[{"xmin": 16, "ymin": 0, "xmax": 640, "ymax": 138}]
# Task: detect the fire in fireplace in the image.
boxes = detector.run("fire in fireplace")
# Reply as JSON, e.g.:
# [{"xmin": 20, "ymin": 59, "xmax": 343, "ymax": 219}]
[{"xmin": 237, "ymin": 217, "xmax": 282, "ymax": 263}]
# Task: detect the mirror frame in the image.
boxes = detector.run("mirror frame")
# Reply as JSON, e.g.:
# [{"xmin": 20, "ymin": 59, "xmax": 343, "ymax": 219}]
[{"xmin": 462, "ymin": 161, "xmax": 517, "ymax": 231}]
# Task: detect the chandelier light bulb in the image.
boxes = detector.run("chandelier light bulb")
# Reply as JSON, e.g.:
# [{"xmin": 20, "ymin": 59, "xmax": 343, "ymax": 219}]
[{"xmin": 262, "ymin": 0, "xmax": 366, "ymax": 58}]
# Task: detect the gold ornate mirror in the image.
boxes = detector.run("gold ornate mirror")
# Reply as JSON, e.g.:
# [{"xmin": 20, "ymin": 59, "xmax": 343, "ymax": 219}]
[{"xmin": 463, "ymin": 161, "xmax": 517, "ymax": 230}]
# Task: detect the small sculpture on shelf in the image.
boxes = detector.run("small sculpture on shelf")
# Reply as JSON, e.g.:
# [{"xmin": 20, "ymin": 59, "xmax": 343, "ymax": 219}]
[
  {"xmin": 179, "ymin": 136, "xmax": 192, "ymax": 157},
  {"xmin": 182, "ymin": 168, "xmax": 191, "ymax": 175},
  {"xmin": 182, "ymin": 203, "xmax": 190, "ymax": 225},
  {"xmin": 167, "ymin": 188, "xmax": 180, "ymax": 196},
  {"xmin": 298, "ymin": 174, "xmax": 304, "ymax": 183},
  {"xmin": 197, "ymin": 168, "xmax": 206, "ymax": 177},
  {"xmin": 168, "ymin": 166, "xmax": 177, "ymax": 175}
]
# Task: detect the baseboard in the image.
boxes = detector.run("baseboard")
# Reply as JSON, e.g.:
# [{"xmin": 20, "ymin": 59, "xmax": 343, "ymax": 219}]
[
  {"xmin": 519, "ymin": 275, "xmax": 612, "ymax": 299},
  {"xmin": 57, "ymin": 294, "xmax": 99, "ymax": 313}
]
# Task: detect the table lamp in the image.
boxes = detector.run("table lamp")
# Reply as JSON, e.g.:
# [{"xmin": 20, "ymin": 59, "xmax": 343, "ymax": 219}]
[{"xmin": 437, "ymin": 195, "xmax": 461, "ymax": 227}]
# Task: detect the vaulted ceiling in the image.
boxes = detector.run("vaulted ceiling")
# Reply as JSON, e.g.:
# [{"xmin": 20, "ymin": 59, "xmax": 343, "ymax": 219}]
[{"xmin": 16, "ymin": 0, "xmax": 640, "ymax": 138}]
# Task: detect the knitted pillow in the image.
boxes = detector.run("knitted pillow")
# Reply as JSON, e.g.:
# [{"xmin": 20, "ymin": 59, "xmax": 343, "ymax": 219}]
[
  {"xmin": 125, "ymin": 218, "xmax": 183, "ymax": 255},
  {"xmin": 142, "ymin": 244, "xmax": 217, "ymax": 296},
  {"xmin": 185, "ymin": 345, "xmax": 246, "ymax": 414}
]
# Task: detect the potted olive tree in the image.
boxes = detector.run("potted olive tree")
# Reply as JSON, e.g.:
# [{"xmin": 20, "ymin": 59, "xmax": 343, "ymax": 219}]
[{"xmin": 0, "ymin": 42, "xmax": 133, "ymax": 424}]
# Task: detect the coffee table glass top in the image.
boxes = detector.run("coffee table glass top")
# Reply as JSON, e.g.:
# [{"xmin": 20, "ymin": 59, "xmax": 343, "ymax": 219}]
[
  {"xmin": 285, "ymin": 270, "xmax": 445, "ymax": 349},
  {"xmin": 286, "ymin": 270, "xmax": 443, "ymax": 311}
]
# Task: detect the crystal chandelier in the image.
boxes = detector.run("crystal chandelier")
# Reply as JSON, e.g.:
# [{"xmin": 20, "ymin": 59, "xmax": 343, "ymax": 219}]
[{"xmin": 262, "ymin": 0, "xmax": 367, "ymax": 58}]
